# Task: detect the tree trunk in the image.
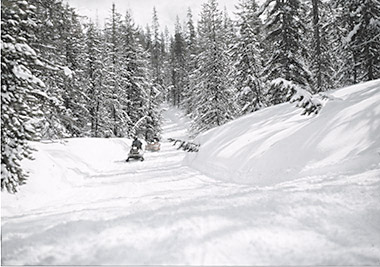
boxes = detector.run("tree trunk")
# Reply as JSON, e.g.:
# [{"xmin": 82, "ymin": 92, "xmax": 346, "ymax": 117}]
[{"xmin": 312, "ymin": 0, "xmax": 322, "ymax": 92}]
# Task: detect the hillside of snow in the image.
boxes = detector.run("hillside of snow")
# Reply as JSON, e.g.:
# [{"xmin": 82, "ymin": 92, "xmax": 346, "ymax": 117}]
[
  {"xmin": 2, "ymin": 84, "xmax": 380, "ymax": 265},
  {"xmin": 185, "ymin": 79, "xmax": 380, "ymax": 186},
  {"xmin": 1, "ymin": 138, "xmax": 133, "ymax": 215}
]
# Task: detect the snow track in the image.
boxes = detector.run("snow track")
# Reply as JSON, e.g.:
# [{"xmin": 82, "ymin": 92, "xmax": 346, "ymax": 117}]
[{"xmin": 2, "ymin": 106, "xmax": 380, "ymax": 265}]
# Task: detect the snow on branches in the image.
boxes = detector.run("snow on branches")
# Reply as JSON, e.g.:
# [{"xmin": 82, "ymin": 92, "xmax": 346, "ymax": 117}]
[
  {"xmin": 290, "ymin": 87, "xmax": 323, "ymax": 116},
  {"xmin": 270, "ymin": 78, "xmax": 323, "ymax": 115}
]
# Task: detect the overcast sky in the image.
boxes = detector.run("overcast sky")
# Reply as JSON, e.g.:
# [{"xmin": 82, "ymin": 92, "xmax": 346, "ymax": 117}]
[{"xmin": 65, "ymin": 0, "xmax": 242, "ymax": 32}]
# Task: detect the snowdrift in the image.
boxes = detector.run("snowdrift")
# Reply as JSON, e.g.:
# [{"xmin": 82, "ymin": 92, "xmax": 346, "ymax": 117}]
[
  {"xmin": 2, "ymin": 138, "xmax": 132, "ymax": 214},
  {"xmin": 185, "ymin": 79, "xmax": 380, "ymax": 186}
]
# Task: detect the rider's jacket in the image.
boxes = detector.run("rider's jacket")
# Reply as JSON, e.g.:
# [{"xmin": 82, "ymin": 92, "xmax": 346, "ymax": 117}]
[{"xmin": 132, "ymin": 139, "xmax": 142, "ymax": 149}]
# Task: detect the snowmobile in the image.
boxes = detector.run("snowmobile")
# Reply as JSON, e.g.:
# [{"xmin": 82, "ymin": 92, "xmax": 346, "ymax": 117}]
[
  {"xmin": 146, "ymin": 139, "xmax": 160, "ymax": 152},
  {"xmin": 126, "ymin": 146, "xmax": 144, "ymax": 162}
]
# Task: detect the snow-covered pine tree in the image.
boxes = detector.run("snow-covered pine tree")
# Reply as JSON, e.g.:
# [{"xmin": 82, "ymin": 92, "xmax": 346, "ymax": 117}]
[
  {"xmin": 84, "ymin": 20, "xmax": 106, "ymax": 137},
  {"xmin": 223, "ymin": 7, "xmax": 236, "ymax": 48},
  {"xmin": 59, "ymin": 4, "xmax": 89, "ymax": 136},
  {"xmin": 182, "ymin": 8, "xmax": 198, "ymax": 115},
  {"xmin": 151, "ymin": 7, "xmax": 164, "ymax": 92},
  {"xmin": 1, "ymin": 0, "xmax": 46, "ymax": 192},
  {"xmin": 186, "ymin": 8, "xmax": 197, "ymax": 54},
  {"xmin": 169, "ymin": 17, "xmax": 188, "ymax": 107},
  {"xmin": 26, "ymin": 0, "xmax": 90, "ymax": 138},
  {"xmin": 341, "ymin": 0, "xmax": 380, "ymax": 81},
  {"xmin": 332, "ymin": 1, "xmax": 362, "ymax": 85},
  {"xmin": 261, "ymin": 0, "xmax": 312, "ymax": 105},
  {"xmin": 190, "ymin": 0, "xmax": 237, "ymax": 133},
  {"xmin": 137, "ymin": 7, "xmax": 163, "ymax": 140},
  {"xmin": 29, "ymin": 0, "xmax": 76, "ymax": 138},
  {"xmin": 161, "ymin": 27, "xmax": 172, "ymax": 101},
  {"xmin": 322, "ymin": 1, "xmax": 349, "ymax": 88},
  {"xmin": 120, "ymin": 10, "xmax": 152, "ymax": 138},
  {"xmin": 232, "ymin": 0, "xmax": 264, "ymax": 114},
  {"xmin": 103, "ymin": 3, "xmax": 132, "ymax": 137},
  {"xmin": 142, "ymin": 25, "xmax": 153, "ymax": 52},
  {"xmin": 308, "ymin": 0, "xmax": 335, "ymax": 92}
]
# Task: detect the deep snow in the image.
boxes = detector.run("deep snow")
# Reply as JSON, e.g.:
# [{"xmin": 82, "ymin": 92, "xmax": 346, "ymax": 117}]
[
  {"xmin": 185, "ymin": 79, "xmax": 380, "ymax": 186},
  {"xmin": 2, "ymin": 81, "xmax": 380, "ymax": 265}
]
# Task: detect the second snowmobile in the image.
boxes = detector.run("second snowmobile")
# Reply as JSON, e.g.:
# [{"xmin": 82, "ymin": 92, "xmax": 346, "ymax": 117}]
[{"xmin": 146, "ymin": 139, "xmax": 160, "ymax": 152}]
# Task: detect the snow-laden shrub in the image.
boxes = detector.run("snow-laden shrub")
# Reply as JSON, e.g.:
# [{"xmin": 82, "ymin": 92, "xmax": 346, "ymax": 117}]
[
  {"xmin": 290, "ymin": 88, "xmax": 323, "ymax": 115},
  {"xmin": 270, "ymin": 78, "xmax": 323, "ymax": 115}
]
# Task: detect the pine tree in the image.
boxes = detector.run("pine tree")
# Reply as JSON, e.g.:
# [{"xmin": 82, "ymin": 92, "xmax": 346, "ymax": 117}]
[
  {"xmin": 233, "ymin": 0, "xmax": 264, "ymax": 114},
  {"xmin": 84, "ymin": 20, "xmax": 105, "ymax": 137},
  {"xmin": 151, "ymin": 7, "xmax": 164, "ymax": 90},
  {"xmin": 161, "ymin": 27, "xmax": 172, "ymax": 101},
  {"xmin": 262, "ymin": 0, "xmax": 312, "ymax": 105},
  {"xmin": 59, "ymin": 4, "xmax": 89, "ymax": 136},
  {"xmin": 182, "ymin": 8, "xmax": 198, "ymax": 115},
  {"xmin": 121, "ymin": 10, "xmax": 152, "ymax": 137},
  {"xmin": 1, "ymin": 0, "xmax": 46, "ymax": 192},
  {"xmin": 190, "ymin": 0, "xmax": 237, "ymax": 133},
  {"xmin": 223, "ymin": 7, "xmax": 236, "ymax": 48},
  {"xmin": 169, "ymin": 17, "xmax": 188, "ymax": 107},
  {"xmin": 342, "ymin": 0, "xmax": 380, "ymax": 81},
  {"xmin": 186, "ymin": 8, "xmax": 197, "ymax": 53},
  {"xmin": 30, "ymin": 0, "xmax": 74, "ymax": 138},
  {"xmin": 28, "ymin": 0, "xmax": 90, "ymax": 138},
  {"xmin": 322, "ymin": 1, "xmax": 348, "ymax": 88},
  {"xmin": 139, "ymin": 7, "xmax": 163, "ymax": 140},
  {"xmin": 308, "ymin": 0, "xmax": 335, "ymax": 92},
  {"xmin": 332, "ymin": 1, "xmax": 362, "ymax": 85},
  {"xmin": 103, "ymin": 3, "xmax": 132, "ymax": 137}
]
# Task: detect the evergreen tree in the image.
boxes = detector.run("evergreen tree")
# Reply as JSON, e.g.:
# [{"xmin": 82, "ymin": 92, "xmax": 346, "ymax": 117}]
[
  {"xmin": 182, "ymin": 8, "xmax": 198, "ymax": 115},
  {"xmin": 26, "ymin": 0, "xmax": 91, "ymax": 138},
  {"xmin": 151, "ymin": 7, "xmax": 164, "ymax": 90},
  {"xmin": 60, "ymin": 4, "xmax": 89, "ymax": 136},
  {"xmin": 341, "ymin": 0, "xmax": 380, "ymax": 81},
  {"xmin": 190, "ymin": 0, "xmax": 237, "ymax": 133},
  {"xmin": 121, "ymin": 10, "xmax": 152, "ymax": 137},
  {"xmin": 233, "ymin": 0, "xmax": 264, "ymax": 114},
  {"xmin": 332, "ymin": 1, "xmax": 362, "ymax": 85},
  {"xmin": 30, "ymin": 0, "xmax": 75, "ymax": 138},
  {"xmin": 308, "ymin": 0, "xmax": 335, "ymax": 92},
  {"xmin": 1, "ymin": 0, "xmax": 46, "ymax": 192},
  {"xmin": 103, "ymin": 3, "xmax": 131, "ymax": 137},
  {"xmin": 323, "ymin": 1, "xmax": 348, "ymax": 88},
  {"xmin": 84, "ymin": 21, "xmax": 105, "ymax": 137},
  {"xmin": 139, "ymin": 7, "xmax": 163, "ymax": 140},
  {"xmin": 262, "ymin": 0, "xmax": 312, "ymax": 105},
  {"xmin": 186, "ymin": 8, "xmax": 197, "ymax": 52},
  {"xmin": 169, "ymin": 17, "xmax": 188, "ymax": 107},
  {"xmin": 161, "ymin": 27, "xmax": 172, "ymax": 101},
  {"xmin": 223, "ymin": 7, "xmax": 236, "ymax": 48}
]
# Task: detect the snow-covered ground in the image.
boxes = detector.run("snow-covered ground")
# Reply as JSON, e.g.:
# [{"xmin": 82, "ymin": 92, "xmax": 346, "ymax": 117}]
[
  {"xmin": 185, "ymin": 79, "xmax": 380, "ymax": 186},
  {"xmin": 2, "ymin": 81, "xmax": 380, "ymax": 265}
]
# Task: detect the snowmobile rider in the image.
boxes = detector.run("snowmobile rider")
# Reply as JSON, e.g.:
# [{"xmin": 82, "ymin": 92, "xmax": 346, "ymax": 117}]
[{"xmin": 132, "ymin": 137, "xmax": 143, "ymax": 150}]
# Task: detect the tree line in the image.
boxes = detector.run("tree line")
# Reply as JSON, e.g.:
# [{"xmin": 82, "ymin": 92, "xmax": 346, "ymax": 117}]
[{"xmin": 1, "ymin": 0, "xmax": 379, "ymax": 192}]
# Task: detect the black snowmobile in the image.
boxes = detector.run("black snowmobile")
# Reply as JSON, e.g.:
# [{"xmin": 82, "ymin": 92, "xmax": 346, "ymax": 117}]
[{"xmin": 126, "ymin": 146, "xmax": 144, "ymax": 162}]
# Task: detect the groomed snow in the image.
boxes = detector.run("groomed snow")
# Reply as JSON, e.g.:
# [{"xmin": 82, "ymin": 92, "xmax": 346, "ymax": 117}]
[{"xmin": 2, "ymin": 81, "xmax": 380, "ymax": 265}]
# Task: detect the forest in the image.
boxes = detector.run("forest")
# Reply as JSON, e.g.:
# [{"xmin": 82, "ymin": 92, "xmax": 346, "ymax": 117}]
[{"xmin": 1, "ymin": 0, "xmax": 380, "ymax": 193}]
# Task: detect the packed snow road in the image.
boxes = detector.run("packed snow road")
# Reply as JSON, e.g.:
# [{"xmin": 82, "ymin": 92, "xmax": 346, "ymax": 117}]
[{"xmin": 2, "ymin": 106, "xmax": 380, "ymax": 265}]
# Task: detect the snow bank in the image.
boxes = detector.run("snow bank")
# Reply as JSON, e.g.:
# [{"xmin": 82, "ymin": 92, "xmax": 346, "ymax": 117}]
[
  {"xmin": 2, "ymin": 138, "xmax": 131, "ymax": 215},
  {"xmin": 185, "ymin": 79, "xmax": 380, "ymax": 186}
]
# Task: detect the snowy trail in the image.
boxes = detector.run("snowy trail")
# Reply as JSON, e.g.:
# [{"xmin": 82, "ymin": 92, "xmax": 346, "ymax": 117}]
[{"xmin": 2, "ymin": 106, "xmax": 380, "ymax": 265}]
